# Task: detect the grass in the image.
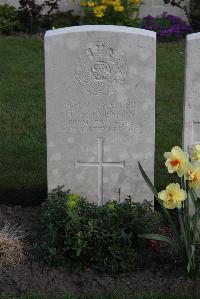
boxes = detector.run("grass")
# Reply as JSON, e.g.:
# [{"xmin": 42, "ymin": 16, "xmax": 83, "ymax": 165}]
[
  {"xmin": 155, "ymin": 41, "xmax": 185, "ymax": 193},
  {"xmin": 0, "ymin": 37, "xmax": 185, "ymax": 204},
  {"xmin": 0, "ymin": 294, "xmax": 199, "ymax": 299},
  {"xmin": 0, "ymin": 36, "xmax": 46, "ymax": 204}
]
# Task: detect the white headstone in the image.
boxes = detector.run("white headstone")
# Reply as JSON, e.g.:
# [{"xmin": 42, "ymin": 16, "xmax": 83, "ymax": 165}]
[
  {"xmin": 139, "ymin": 0, "xmax": 190, "ymax": 21},
  {"xmin": 183, "ymin": 33, "xmax": 200, "ymax": 154},
  {"xmin": 45, "ymin": 25, "xmax": 156, "ymax": 205}
]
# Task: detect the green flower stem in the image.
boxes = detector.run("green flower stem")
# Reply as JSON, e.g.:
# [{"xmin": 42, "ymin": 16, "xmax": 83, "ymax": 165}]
[
  {"xmin": 138, "ymin": 162, "xmax": 182, "ymax": 247},
  {"xmin": 178, "ymin": 209, "xmax": 190, "ymax": 269},
  {"xmin": 138, "ymin": 161, "xmax": 200, "ymax": 277}
]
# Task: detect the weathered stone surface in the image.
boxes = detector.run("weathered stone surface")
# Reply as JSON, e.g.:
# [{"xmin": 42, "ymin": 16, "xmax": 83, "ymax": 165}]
[
  {"xmin": 183, "ymin": 33, "xmax": 200, "ymax": 154},
  {"xmin": 139, "ymin": 0, "xmax": 190, "ymax": 21},
  {"xmin": 45, "ymin": 25, "xmax": 156, "ymax": 205}
]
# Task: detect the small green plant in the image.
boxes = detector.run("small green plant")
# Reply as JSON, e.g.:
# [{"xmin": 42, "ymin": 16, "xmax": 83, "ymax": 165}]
[
  {"xmin": 139, "ymin": 145, "xmax": 200, "ymax": 278},
  {"xmin": 37, "ymin": 186, "xmax": 160, "ymax": 272},
  {"xmin": 0, "ymin": 4, "xmax": 22, "ymax": 34}
]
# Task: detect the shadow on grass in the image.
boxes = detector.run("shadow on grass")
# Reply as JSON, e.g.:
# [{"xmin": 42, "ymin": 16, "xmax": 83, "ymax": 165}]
[
  {"xmin": 0, "ymin": 188, "xmax": 47, "ymax": 206},
  {"xmin": 1, "ymin": 292, "xmax": 199, "ymax": 299}
]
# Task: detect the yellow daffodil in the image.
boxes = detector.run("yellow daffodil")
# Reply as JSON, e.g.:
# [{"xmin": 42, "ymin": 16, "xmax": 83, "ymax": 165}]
[
  {"xmin": 191, "ymin": 144, "xmax": 200, "ymax": 162},
  {"xmin": 80, "ymin": 1, "xmax": 88, "ymax": 5},
  {"xmin": 101, "ymin": 0, "xmax": 121, "ymax": 6},
  {"xmin": 158, "ymin": 183, "xmax": 187, "ymax": 209},
  {"xmin": 187, "ymin": 163, "xmax": 200, "ymax": 189},
  {"xmin": 93, "ymin": 5, "xmax": 106, "ymax": 17},
  {"xmin": 164, "ymin": 146, "xmax": 190, "ymax": 177},
  {"xmin": 87, "ymin": 1, "xmax": 96, "ymax": 6},
  {"xmin": 114, "ymin": 4, "xmax": 124, "ymax": 11}
]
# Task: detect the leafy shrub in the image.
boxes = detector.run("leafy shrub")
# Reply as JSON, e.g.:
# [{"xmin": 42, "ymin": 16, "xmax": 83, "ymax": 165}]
[
  {"xmin": 18, "ymin": 0, "xmax": 60, "ymax": 32},
  {"xmin": 49, "ymin": 10, "xmax": 80, "ymax": 29},
  {"xmin": 0, "ymin": 1, "xmax": 80, "ymax": 34},
  {"xmin": 37, "ymin": 186, "xmax": 160, "ymax": 273},
  {"xmin": 80, "ymin": 0, "xmax": 140, "ymax": 26},
  {"xmin": 141, "ymin": 13, "xmax": 192, "ymax": 42},
  {"xmin": 190, "ymin": 0, "xmax": 200, "ymax": 32},
  {"xmin": 0, "ymin": 4, "xmax": 22, "ymax": 34}
]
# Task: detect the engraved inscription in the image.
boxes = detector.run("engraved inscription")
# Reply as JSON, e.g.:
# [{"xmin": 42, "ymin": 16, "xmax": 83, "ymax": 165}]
[
  {"xmin": 74, "ymin": 41, "xmax": 127, "ymax": 95},
  {"xmin": 65, "ymin": 100, "xmax": 135, "ymax": 133}
]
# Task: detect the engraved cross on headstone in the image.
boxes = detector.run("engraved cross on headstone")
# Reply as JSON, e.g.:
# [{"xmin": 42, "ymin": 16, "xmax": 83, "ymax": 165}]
[{"xmin": 76, "ymin": 137, "xmax": 125, "ymax": 206}]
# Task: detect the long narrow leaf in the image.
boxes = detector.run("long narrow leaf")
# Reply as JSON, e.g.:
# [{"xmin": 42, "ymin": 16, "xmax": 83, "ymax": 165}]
[
  {"xmin": 178, "ymin": 209, "xmax": 190, "ymax": 261},
  {"xmin": 189, "ymin": 188, "xmax": 197, "ymax": 209},
  {"xmin": 187, "ymin": 245, "xmax": 195, "ymax": 273},
  {"xmin": 138, "ymin": 162, "xmax": 181, "ymax": 242},
  {"xmin": 138, "ymin": 162, "xmax": 158, "ymax": 197},
  {"xmin": 138, "ymin": 233, "xmax": 181, "ymax": 252},
  {"xmin": 196, "ymin": 227, "xmax": 200, "ymax": 239},
  {"xmin": 188, "ymin": 188, "xmax": 200, "ymax": 243}
]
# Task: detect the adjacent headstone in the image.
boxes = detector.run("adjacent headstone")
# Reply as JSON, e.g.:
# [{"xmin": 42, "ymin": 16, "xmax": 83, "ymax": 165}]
[
  {"xmin": 45, "ymin": 25, "xmax": 156, "ymax": 205},
  {"xmin": 183, "ymin": 33, "xmax": 200, "ymax": 154},
  {"xmin": 139, "ymin": 0, "xmax": 190, "ymax": 21}
]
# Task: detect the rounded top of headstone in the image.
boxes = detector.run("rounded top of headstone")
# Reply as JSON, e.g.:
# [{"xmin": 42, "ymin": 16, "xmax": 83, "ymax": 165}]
[
  {"xmin": 45, "ymin": 25, "xmax": 156, "ymax": 39},
  {"xmin": 187, "ymin": 32, "xmax": 200, "ymax": 42}
]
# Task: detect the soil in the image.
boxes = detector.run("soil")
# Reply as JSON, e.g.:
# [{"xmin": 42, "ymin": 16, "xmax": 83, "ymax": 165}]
[{"xmin": 0, "ymin": 204, "xmax": 200, "ymax": 298}]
